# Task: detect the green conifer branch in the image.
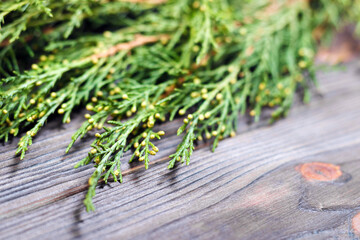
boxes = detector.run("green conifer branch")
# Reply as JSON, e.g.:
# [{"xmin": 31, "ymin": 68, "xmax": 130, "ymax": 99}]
[{"xmin": 1, "ymin": 0, "xmax": 360, "ymax": 211}]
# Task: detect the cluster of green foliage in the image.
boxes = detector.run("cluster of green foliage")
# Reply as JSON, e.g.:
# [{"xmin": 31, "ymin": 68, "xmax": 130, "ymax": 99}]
[{"xmin": 1, "ymin": 0, "xmax": 359, "ymax": 211}]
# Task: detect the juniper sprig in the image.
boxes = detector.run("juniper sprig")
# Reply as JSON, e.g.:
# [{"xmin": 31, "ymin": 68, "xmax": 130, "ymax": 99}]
[{"xmin": 1, "ymin": 0, "xmax": 360, "ymax": 211}]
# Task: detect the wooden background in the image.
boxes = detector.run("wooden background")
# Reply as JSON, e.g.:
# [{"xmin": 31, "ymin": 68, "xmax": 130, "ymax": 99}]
[{"xmin": 1, "ymin": 62, "xmax": 360, "ymax": 240}]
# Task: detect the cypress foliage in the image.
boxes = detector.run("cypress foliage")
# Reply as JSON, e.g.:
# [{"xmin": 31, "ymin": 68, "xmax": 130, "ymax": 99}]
[{"xmin": 1, "ymin": 0, "xmax": 359, "ymax": 211}]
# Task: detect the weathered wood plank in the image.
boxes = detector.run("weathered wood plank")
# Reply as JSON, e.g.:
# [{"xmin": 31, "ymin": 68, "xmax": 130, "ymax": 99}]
[{"xmin": 0, "ymin": 62, "xmax": 360, "ymax": 240}]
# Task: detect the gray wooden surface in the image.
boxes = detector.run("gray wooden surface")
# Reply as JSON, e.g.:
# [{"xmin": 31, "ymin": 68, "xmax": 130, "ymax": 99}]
[{"xmin": 1, "ymin": 62, "xmax": 360, "ymax": 240}]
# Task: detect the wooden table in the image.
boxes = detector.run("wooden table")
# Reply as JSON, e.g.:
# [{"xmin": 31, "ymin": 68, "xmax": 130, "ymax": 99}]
[{"xmin": 1, "ymin": 62, "xmax": 360, "ymax": 240}]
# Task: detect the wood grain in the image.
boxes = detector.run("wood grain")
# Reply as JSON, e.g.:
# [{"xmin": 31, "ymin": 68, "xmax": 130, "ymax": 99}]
[{"xmin": 1, "ymin": 62, "xmax": 360, "ymax": 240}]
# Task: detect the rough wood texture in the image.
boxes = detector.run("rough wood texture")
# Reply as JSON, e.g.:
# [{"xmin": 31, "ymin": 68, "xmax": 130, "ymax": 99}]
[{"xmin": 1, "ymin": 62, "xmax": 360, "ymax": 240}]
